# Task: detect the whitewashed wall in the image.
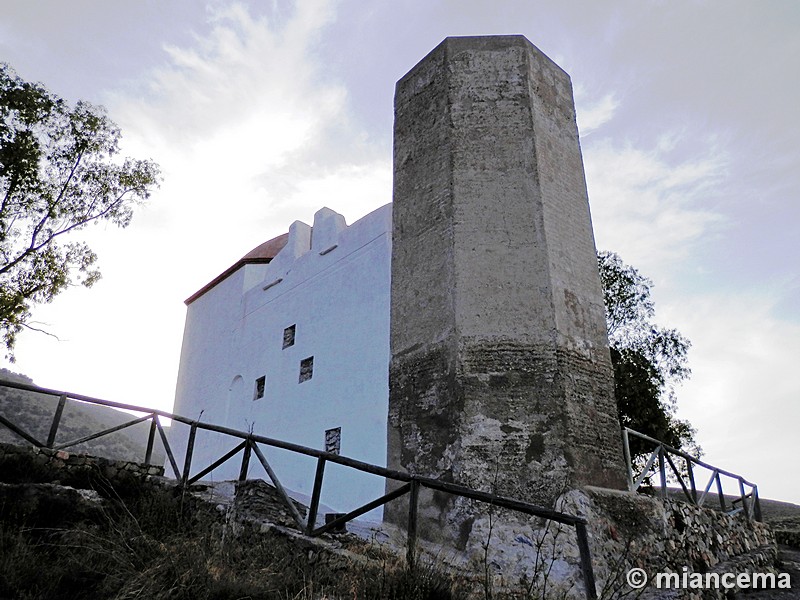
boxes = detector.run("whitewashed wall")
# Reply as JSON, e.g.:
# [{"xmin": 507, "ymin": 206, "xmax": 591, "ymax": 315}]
[{"xmin": 172, "ymin": 204, "xmax": 392, "ymax": 518}]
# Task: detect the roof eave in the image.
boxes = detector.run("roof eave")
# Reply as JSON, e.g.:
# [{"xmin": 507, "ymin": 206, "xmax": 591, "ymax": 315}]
[{"xmin": 184, "ymin": 257, "xmax": 273, "ymax": 305}]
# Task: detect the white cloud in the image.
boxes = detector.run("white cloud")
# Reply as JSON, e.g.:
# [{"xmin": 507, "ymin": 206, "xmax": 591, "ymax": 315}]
[
  {"xmin": 575, "ymin": 91, "xmax": 619, "ymax": 136},
  {"xmin": 112, "ymin": 0, "xmax": 388, "ymax": 233},
  {"xmin": 662, "ymin": 292, "xmax": 800, "ymax": 503},
  {"xmin": 585, "ymin": 137, "xmax": 726, "ymax": 272},
  {"xmin": 124, "ymin": 1, "xmax": 338, "ymax": 142}
]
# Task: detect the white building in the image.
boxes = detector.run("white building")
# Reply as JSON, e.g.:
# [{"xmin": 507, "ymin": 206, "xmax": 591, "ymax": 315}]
[{"xmin": 173, "ymin": 204, "xmax": 392, "ymax": 516}]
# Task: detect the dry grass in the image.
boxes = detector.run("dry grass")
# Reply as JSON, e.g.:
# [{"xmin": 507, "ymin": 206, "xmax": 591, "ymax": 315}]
[{"xmin": 0, "ymin": 474, "xmax": 467, "ymax": 600}]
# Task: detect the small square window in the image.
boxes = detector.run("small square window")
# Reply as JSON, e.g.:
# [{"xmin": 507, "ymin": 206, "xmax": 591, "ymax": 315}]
[
  {"xmin": 254, "ymin": 376, "xmax": 266, "ymax": 400},
  {"xmin": 325, "ymin": 427, "xmax": 341, "ymax": 455},
  {"xmin": 299, "ymin": 356, "xmax": 314, "ymax": 383},
  {"xmin": 283, "ymin": 324, "xmax": 296, "ymax": 349}
]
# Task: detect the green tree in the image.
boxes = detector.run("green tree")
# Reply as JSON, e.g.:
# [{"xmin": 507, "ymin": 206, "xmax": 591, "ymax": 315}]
[
  {"xmin": 0, "ymin": 64, "xmax": 160, "ymax": 359},
  {"xmin": 597, "ymin": 250, "xmax": 699, "ymax": 460}
]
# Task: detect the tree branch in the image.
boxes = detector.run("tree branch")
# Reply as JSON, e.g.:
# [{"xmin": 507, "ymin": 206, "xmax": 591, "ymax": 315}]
[
  {"xmin": 53, "ymin": 147, "xmax": 85, "ymax": 207},
  {"xmin": 0, "ymin": 186, "xmax": 136, "ymax": 277},
  {"xmin": 0, "ymin": 65, "xmax": 160, "ymax": 358},
  {"xmin": 20, "ymin": 321, "xmax": 61, "ymax": 340}
]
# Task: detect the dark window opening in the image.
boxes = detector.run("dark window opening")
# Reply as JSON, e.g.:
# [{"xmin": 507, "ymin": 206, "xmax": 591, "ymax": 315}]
[
  {"xmin": 254, "ymin": 376, "xmax": 266, "ymax": 400},
  {"xmin": 299, "ymin": 356, "xmax": 314, "ymax": 383},
  {"xmin": 283, "ymin": 324, "xmax": 296, "ymax": 349},
  {"xmin": 325, "ymin": 427, "xmax": 341, "ymax": 454}
]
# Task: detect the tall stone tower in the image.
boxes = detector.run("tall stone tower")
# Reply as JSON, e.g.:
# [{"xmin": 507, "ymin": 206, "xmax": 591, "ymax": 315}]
[{"xmin": 387, "ymin": 36, "xmax": 626, "ymax": 533}]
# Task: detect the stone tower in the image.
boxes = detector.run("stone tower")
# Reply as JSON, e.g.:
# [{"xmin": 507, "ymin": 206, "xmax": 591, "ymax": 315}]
[{"xmin": 387, "ymin": 36, "xmax": 626, "ymax": 533}]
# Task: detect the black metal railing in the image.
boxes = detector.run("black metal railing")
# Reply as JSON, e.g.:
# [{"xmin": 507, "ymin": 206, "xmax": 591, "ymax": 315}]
[
  {"xmin": 0, "ymin": 379, "xmax": 600, "ymax": 599},
  {"xmin": 622, "ymin": 427, "xmax": 761, "ymax": 522}
]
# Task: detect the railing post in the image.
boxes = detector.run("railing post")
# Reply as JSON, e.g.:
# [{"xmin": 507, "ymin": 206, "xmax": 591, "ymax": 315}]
[
  {"xmin": 739, "ymin": 478, "xmax": 750, "ymax": 522},
  {"xmin": 622, "ymin": 428, "xmax": 634, "ymax": 491},
  {"xmin": 716, "ymin": 472, "xmax": 726, "ymax": 512},
  {"xmin": 182, "ymin": 422, "xmax": 198, "ymax": 487},
  {"xmin": 686, "ymin": 457, "xmax": 697, "ymax": 504},
  {"xmin": 306, "ymin": 457, "xmax": 326, "ymax": 534},
  {"xmin": 46, "ymin": 394, "xmax": 67, "ymax": 449},
  {"xmin": 156, "ymin": 417, "xmax": 181, "ymax": 479},
  {"xmin": 575, "ymin": 522, "xmax": 598, "ymax": 600},
  {"xmin": 239, "ymin": 438, "xmax": 252, "ymax": 481},
  {"xmin": 407, "ymin": 479, "xmax": 420, "ymax": 570},
  {"xmin": 658, "ymin": 445, "xmax": 667, "ymax": 499},
  {"xmin": 144, "ymin": 416, "xmax": 157, "ymax": 465},
  {"xmin": 753, "ymin": 485, "xmax": 762, "ymax": 522}
]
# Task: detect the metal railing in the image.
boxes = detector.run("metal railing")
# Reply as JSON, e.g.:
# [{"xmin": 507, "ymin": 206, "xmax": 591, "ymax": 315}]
[
  {"xmin": 622, "ymin": 427, "xmax": 761, "ymax": 522},
  {"xmin": 0, "ymin": 379, "xmax": 600, "ymax": 599}
]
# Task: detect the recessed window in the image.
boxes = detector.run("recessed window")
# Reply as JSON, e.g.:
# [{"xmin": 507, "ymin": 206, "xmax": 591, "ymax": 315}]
[
  {"xmin": 299, "ymin": 356, "xmax": 314, "ymax": 383},
  {"xmin": 282, "ymin": 324, "xmax": 296, "ymax": 349},
  {"xmin": 254, "ymin": 376, "xmax": 266, "ymax": 400},
  {"xmin": 325, "ymin": 427, "xmax": 341, "ymax": 455}
]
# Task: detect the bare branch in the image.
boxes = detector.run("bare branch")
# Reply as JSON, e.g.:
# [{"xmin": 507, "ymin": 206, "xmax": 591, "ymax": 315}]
[{"xmin": 20, "ymin": 321, "xmax": 61, "ymax": 340}]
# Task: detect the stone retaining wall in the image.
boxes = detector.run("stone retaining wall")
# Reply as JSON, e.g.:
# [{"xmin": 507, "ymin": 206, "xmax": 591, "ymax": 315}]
[
  {"xmin": 404, "ymin": 486, "xmax": 778, "ymax": 599},
  {"xmin": 0, "ymin": 442, "xmax": 164, "ymax": 482},
  {"xmin": 578, "ymin": 487, "xmax": 777, "ymax": 599},
  {"xmin": 231, "ymin": 479, "xmax": 307, "ymax": 529}
]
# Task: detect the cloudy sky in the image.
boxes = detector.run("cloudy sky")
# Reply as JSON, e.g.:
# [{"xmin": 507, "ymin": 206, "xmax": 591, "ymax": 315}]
[{"xmin": 1, "ymin": 1, "xmax": 797, "ymax": 503}]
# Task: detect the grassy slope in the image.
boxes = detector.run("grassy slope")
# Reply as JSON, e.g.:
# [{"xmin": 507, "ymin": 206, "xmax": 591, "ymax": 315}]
[{"xmin": 0, "ymin": 448, "xmax": 464, "ymax": 600}]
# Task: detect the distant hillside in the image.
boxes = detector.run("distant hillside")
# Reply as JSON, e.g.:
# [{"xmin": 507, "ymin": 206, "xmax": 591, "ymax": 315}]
[{"xmin": 0, "ymin": 369, "xmax": 165, "ymax": 464}]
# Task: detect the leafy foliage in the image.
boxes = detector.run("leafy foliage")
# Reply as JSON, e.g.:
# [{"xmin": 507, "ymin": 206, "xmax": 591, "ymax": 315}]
[
  {"xmin": 0, "ymin": 63, "xmax": 160, "ymax": 358},
  {"xmin": 598, "ymin": 251, "xmax": 699, "ymax": 459}
]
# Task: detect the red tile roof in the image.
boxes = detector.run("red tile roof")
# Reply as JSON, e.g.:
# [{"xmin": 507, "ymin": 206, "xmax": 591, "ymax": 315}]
[{"xmin": 185, "ymin": 232, "xmax": 289, "ymax": 305}]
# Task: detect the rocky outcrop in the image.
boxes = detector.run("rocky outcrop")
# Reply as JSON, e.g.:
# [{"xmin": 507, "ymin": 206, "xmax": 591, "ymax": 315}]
[{"xmin": 0, "ymin": 482, "xmax": 105, "ymax": 527}]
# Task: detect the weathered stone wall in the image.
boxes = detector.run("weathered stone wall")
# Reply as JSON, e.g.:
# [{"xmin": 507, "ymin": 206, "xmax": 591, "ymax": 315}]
[
  {"xmin": 387, "ymin": 35, "xmax": 626, "ymax": 536},
  {"xmin": 407, "ymin": 488, "xmax": 777, "ymax": 599},
  {"xmin": 0, "ymin": 442, "xmax": 164, "ymax": 481},
  {"xmin": 578, "ymin": 488, "xmax": 777, "ymax": 599},
  {"xmin": 231, "ymin": 479, "xmax": 308, "ymax": 529}
]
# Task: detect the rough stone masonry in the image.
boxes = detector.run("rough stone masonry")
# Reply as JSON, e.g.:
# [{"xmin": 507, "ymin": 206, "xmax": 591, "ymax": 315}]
[{"xmin": 386, "ymin": 35, "xmax": 627, "ymax": 539}]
